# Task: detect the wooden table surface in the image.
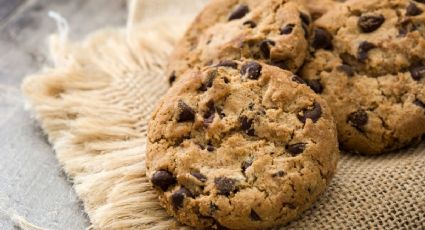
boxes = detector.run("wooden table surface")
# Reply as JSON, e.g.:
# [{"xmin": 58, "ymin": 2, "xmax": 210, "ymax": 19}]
[{"xmin": 0, "ymin": 0, "xmax": 127, "ymax": 229}]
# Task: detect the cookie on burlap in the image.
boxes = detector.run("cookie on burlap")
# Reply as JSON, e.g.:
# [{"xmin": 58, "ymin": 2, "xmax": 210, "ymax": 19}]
[
  {"xmin": 166, "ymin": 0, "xmax": 312, "ymax": 84},
  {"xmin": 299, "ymin": 0, "xmax": 425, "ymax": 154},
  {"xmin": 147, "ymin": 60, "xmax": 339, "ymax": 229}
]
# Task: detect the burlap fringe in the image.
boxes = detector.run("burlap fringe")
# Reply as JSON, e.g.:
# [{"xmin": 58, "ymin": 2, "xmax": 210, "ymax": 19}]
[{"xmin": 21, "ymin": 0, "xmax": 425, "ymax": 229}]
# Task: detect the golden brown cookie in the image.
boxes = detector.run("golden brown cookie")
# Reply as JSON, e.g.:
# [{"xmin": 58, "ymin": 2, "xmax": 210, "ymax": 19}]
[
  {"xmin": 299, "ymin": 0, "xmax": 425, "ymax": 154},
  {"xmin": 147, "ymin": 60, "xmax": 339, "ymax": 229},
  {"xmin": 167, "ymin": 0, "xmax": 311, "ymax": 85},
  {"xmin": 299, "ymin": 0, "xmax": 342, "ymax": 21}
]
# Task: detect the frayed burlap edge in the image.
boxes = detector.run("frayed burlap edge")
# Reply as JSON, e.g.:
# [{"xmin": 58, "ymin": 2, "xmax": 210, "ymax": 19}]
[{"xmin": 21, "ymin": 0, "xmax": 425, "ymax": 229}]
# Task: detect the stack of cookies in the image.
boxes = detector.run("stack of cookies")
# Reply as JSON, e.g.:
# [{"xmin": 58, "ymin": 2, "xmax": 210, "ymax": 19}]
[{"xmin": 146, "ymin": 0, "xmax": 425, "ymax": 229}]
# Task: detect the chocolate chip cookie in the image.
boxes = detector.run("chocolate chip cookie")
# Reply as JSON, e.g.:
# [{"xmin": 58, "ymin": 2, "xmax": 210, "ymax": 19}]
[
  {"xmin": 167, "ymin": 0, "xmax": 311, "ymax": 85},
  {"xmin": 299, "ymin": 0, "xmax": 425, "ymax": 154},
  {"xmin": 147, "ymin": 60, "xmax": 339, "ymax": 229}
]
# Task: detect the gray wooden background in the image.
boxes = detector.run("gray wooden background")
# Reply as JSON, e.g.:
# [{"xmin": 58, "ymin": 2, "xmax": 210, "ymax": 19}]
[{"xmin": 0, "ymin": 0, "xmax": 127, "ymax": 229}]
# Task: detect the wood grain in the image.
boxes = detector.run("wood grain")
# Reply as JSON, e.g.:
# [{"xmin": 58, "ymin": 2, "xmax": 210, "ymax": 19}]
[
  {"xmin": 0, "ymin": 0, "xmax": 25, "ymax": 22},
  {"xmin": 0, "ymin": 0, "xmax": 126, "ymax": 228}
]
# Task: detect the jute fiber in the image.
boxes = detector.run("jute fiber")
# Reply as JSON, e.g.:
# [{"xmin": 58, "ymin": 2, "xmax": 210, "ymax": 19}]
[{"xmin": 22, "ymin": 0, "xmax": 425, "ymax": 229}]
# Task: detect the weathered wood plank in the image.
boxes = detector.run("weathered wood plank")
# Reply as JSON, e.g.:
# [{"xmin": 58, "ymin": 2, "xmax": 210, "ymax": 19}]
[
  {"xmin": 0, "ymin": 0, "xmax": 25, "ymax": 23},
  {"xmin": 0, "ymin": 0, "xmax": 126, "ymax": 229}
]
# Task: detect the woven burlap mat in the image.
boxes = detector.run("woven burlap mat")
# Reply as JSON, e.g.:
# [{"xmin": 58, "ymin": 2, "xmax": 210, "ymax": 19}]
[{"xmin": 21, "ymin": 0, "xmax": 425, "ymax": 229}]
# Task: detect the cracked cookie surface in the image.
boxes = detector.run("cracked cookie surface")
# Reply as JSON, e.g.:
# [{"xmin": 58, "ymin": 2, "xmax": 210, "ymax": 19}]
[
  {"xmin": 166, "ymin": 0, "xmax": 311, "ymax": 85},
  {"xmin": 147, "ymin": 60, "xmax": 339, "ymax": 229},
  {"xmin": 300, "ymin": 0, "xmax": 343, "ymax": 21},
  {"xmin": 299, "ymin": 0, "xmax": 425, "ymax": 154}
]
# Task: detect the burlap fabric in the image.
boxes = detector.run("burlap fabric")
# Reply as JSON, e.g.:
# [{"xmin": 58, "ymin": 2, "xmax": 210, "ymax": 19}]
[{"xmin": 21, "ymin": 0, "xmax": 425, "ymax": 229}]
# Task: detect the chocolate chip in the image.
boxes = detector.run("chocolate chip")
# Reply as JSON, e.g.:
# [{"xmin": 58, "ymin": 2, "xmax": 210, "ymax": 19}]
[
  {"xmin": 151, "ymin": 170, "xmax": 176, "ymax": 191},
  {"xmin": 240, "ymin": 61, "xmax": 262, "ymax": 80},
  {"xmin": 199, "ymin": 70, "xmax": 217, "ymax": 91},
  {"xmin": 203, "ymin": 101, "xmax": 216, "ymax": 126},
  {"xmin": 312, "ymin": 28, "xmax": 333, "ymax": 50},
  {"xmin": 286, "ymin": 143, "xmax": 307, "ymax": 156},
  {"xmin": 241, "ymin": 159, "xmax": 253, "ymax": 172},
  {"xmin": 414, "ymin": 99, "xmax": 425, "ymax": 109},
  {"xmin": 169, "ymin": 71, "xmax": 176, "ymax": 85},
  {"xmin": 347, "ymin": 109, "xmax": 368, "ymax": 132},
  {"xmin": 357, "ymin": 41, "xmax": 376, "ymax": 62},
  {"xmin": 171, "ymin": 187, "xmax": 193, "ymax": 209},
  {"xmin": 177, "ymin": 100, "xmax": 195, "ymax": 122},
  {"xmin": 337, "ymin": 64, "xmax": 355, "ymax": 77},
  {"xmin": 297, "ymin": 102, "xmax": 322, "ymax": 123},
  {"xmin": 280, "ymin": 24, "xmax": 295, "ymax": 35},
  {"xmin": 206, "ymin": 101, "xmax": 215, "ymax": 111},
  {"xmin": 174, "ymin": 138, "xmax": 186, "ymax": 147},
  {"xmin": 214, "ymin": 177, "xmax": 236, "ymax": 196},
  {"xmin": 243, "ymin": 20, "xmax": 257, "ymax": 28},
  {"xmin": 273, "ymin": 171, "xmax": 285, "ymax": 177},
  {"xmin": 406, "ymin": 2, "xmax": 423, "ymax": 16},
  {"xmin": 246, "ymin": 128, "xmax": 255, "ymax": 137},
  {"xmin": 340, "ymin": 52, "xmax": 358, "ymax": 66},
  {"xmin": 228, "ymin": 4, "xmax": 249, "ymax": 21},
  {"xmin": 306, "ymin": 79, "xmax": 324, "ymax": 94},
  {"xmin": 270, "ymin": 59, "xmax": 290, "ymax": 70},
  {"xmin": 398, "ymin": 19, "xmax": 417, "ymax": 36},
  {"xmin": 259, "ymin": 40, "xmax": 276, "ymax": 59},
  {"xmin": 206, "ymin": 144, "xmax": 215, "ymax": 152},
  {"xmin": 191, "ymin": 172, "xmax": 207, "ymax": 182},
  {"xmin": 300, "ymin": 12, "xmax": 311, "ymax": 25},
  {"xmin": 410, "ymin": 65, "xmax": 425, "ymax": 80},
  {"xmin": 292, "ymin": 75, "xmax": 306, "ymax": 84},
  {"xmin": 240, "ymin": 115, "xmax": 255, "ymax": 136},
  {"xmin": 358, "ymin": 14, "xmax": 385, "ymax": 33},
  {"xmin": 216, "ymin": 60, "xmax": 238, "ymax": 69},
  {"xmin": 250, "ymin": 210, "xmax": 261, "ymax": 221}
]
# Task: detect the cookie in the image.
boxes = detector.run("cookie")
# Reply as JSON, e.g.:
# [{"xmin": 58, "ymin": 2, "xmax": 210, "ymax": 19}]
[
  {"xmin": 299, "ymin": 0, "xmax": 425, "ymax": 154},
  {"xmin": 147, "ymin": 60, "xmax": 339, "ymax": 229},
  {"xmin": 166, "ymin": 0, "xmax": 311, "ymax": 85},
  {"xmin": 299, "ymin": 0, "xmax": 342, "ymax": 21}
]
